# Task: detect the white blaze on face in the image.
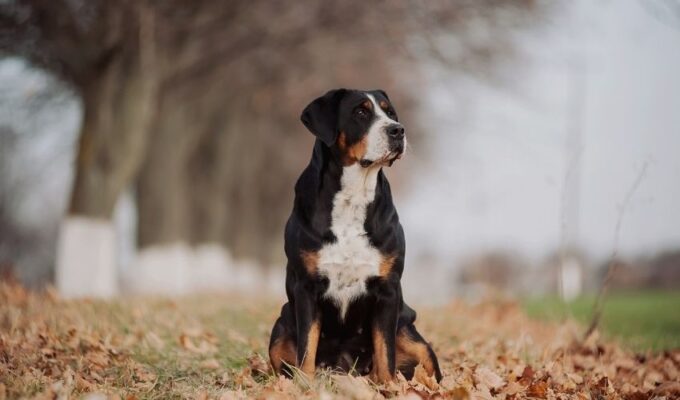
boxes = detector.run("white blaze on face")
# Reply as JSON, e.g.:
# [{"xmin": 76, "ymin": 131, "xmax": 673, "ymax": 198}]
[{"xmin": 362, "ymin": 94, "xmax": 404, "ymax": 163}]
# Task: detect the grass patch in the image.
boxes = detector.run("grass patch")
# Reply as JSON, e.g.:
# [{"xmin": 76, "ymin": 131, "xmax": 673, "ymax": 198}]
[{"xmin": 522, "ymin": 291, "xmax": 680, "ymax": 352}]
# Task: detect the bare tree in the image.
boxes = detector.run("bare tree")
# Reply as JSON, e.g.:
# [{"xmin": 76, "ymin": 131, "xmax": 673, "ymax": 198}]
[{"xmin": 1, "ymin": 0, "xmax": 542, "ymax": 293}]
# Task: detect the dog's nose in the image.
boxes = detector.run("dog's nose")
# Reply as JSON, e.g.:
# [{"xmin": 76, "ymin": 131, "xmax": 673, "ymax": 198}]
[{"xmin": 387, "ymin": 124, "xmax": 404, "ymax": 139}]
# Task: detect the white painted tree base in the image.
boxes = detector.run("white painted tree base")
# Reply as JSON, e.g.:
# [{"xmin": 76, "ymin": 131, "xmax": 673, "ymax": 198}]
[
  {"xmin": 123, "ymin": 243, "xmax": 285, "ymax": 296},
  {"xmin": 56, "ymin": 217, "xmax": 119, "ymax": 298},
  {"xmin": 560, "ymin": 257, "xmax": 583, "ymax": 301}
]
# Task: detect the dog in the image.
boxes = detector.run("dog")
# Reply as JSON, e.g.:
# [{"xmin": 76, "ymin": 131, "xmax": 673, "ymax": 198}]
[{"xmin": 268, "ymin": 89, "xmax": 442, "ymax": 383}]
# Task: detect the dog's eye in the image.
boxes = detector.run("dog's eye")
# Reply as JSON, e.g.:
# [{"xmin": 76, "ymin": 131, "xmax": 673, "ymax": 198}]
[
  {"xmin": 355, "ymin": 108, "xmax": 369, "ymax": 118},
  {"xmin": 386, "ymin": 109, "xmax": 397, "ymax": 119}
]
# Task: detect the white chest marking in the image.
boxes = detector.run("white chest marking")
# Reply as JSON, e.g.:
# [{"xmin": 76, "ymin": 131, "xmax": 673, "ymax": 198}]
[{"xmin": 317, "ymin": 164, "xmax": 382, "ymax": 319}]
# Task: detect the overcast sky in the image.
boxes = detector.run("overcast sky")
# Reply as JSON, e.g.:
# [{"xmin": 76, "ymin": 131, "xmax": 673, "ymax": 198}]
[{"xmin": 400, "ymin": 0, "xmax": 680, "ymax": 267}]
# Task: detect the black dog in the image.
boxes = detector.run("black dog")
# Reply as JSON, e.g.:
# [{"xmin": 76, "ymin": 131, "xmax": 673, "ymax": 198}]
[{"xmin": 268, "ymin": 89, "xmax": 441, "ymax": 383}]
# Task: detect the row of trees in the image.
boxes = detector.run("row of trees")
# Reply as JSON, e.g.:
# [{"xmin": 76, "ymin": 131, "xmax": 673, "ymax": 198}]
[{"xmin": 0, "ymin": 0, "xmax": 540, "ymax": 291}]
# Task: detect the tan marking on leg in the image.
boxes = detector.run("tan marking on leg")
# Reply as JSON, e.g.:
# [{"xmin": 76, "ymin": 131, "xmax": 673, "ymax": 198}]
[
  {"xmin": 379, "ymin": 255, "xmax": 397, "ymax": 277},
  {"xmin": 395, "ymin": 328, "xmax": 435, "ymax": 376},
  {"xmin": 370, "ymin": 327, "xmax": 394, "ymax": 383},
  {"xmin": 300, "ymin": 319, "xmax": 320, "ymax": 377},
  {"xmin": 300, "ymin": 251, "xmax": 319, "ymax": 275},
  {"xmin": 270, "ymin": 337, "xmax": 297, "ymax": 374}
]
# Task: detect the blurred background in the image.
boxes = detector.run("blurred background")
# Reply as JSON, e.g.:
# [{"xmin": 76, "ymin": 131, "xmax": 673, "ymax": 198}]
[{"xmin": 1, "ymin": 0, "xmax": 679, "ymax": 342}]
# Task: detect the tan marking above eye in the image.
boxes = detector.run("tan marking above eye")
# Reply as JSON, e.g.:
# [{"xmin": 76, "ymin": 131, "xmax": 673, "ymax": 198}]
[
  {"xmin": 379, "ymin": 101, "xmax": 391, "ymax": 112},
  {"xmin": 362, "ymin": 100, "xmax": 373, "ymax": 110}
]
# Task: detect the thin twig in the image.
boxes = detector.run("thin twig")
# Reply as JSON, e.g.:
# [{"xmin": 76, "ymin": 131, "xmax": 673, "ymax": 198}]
[{"xmin": 584, "ymin": 160, "xmax": 649, "ymax": 339}]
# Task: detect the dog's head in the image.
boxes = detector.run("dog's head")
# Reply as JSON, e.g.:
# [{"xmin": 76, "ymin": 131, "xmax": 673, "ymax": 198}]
[{"xmin": 301, "ymin": 89, "xmax": 405, "ymax": 167}]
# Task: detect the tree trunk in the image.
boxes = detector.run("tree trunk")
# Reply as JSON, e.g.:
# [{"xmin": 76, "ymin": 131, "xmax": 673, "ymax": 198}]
[{"xmin": 56, "ymin": 5, "xmax": 157, "ymax": 297}]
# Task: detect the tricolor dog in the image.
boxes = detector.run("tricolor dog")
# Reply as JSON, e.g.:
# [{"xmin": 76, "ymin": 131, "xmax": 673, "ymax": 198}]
[{"xmin": 268, "ymin": 89, "xmax": 441, "ymax": 383}]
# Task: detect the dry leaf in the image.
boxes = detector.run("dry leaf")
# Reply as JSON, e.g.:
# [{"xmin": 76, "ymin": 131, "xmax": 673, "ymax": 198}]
[
  {"xmin": 446, "ymin": 387, "xmax": 471, "ymax": 400},
  {"xmin": 2, "ymin": 281, "xmax": 679, "ymax": 399},
  {"xmin": 527, "ymin": 380, "xmax": 549, "ymax": 398},
  {"xmin": 395, "ymin": 390, "xmax": 425, "ymax": 400},
  {"xmin": 654, "ymin": 381, "xmax": 680, "ymax": 396},
  {"xmin": 247, "ymin": 353, "xmax": 270, "ymax": 377},
  {"xmin": 333, "ymin": 375, "xmax": 376, "ymax": 400},
  {"xmin": 233, "ymin": 367, "xmax": 257, "ymax": 388},
  {"xmin": 470, "ymin": 387, "xmax": 494, "ymax": 400},
  {"xmin": 474, "ymin": 366, "xmax": 504, "ymax": 390},
  {"xmin": 501, "ymin": 380, "xmax": 525, "ymax": 395},
  {"xmin": 519, "ymin": 365, "xmax": 535, "ymax": 385},
  {"xmin": 144, "ymin": 332, "xmax": 164, "ymax": 350},
  {"xmin": 439, "ymin": 375, "xmax": 458, "ymax": 390},
  {"xmin": 179, "ymin": 334, "xmax": 217, "ymax": 354},
  {"xmin": 200, "ymin": 358, "xmax": 221, "ymax": 370},
  {"xmin": 219, "ymin": 389, "xmax": 248, "ymax": 400}
]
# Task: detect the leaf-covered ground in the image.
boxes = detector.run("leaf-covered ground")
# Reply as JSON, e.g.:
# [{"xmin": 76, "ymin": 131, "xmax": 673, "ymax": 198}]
[{"xmin": 1, "ymin": 282, "xmax": 678, "ymax": 399}]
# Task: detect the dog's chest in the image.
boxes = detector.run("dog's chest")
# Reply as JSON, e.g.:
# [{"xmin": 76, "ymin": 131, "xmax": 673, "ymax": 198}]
[{"xmin": 317, "ymin": 165, "xmax": 381, "ymax": 318}]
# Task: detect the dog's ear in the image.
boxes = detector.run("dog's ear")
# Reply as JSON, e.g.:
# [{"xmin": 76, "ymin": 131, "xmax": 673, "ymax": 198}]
[
  {"xmin": 377, "ymin": 89, "xmax": 390, "ymax": 101},
  {"xmin": 300, "ymin": 89, "xmax": 347, "ymax": 146}
]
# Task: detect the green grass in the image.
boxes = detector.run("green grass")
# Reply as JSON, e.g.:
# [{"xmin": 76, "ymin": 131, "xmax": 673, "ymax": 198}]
[{"xmin": 522, "ymin": 291, "xmax": 680, "ymax": 352}]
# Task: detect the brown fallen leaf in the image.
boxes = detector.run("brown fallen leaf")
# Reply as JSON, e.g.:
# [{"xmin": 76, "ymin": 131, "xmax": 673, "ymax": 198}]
[
  {"xmin": 470, "ymin": 387, "xmax": 494, "ymax": 400},
  {"xmin": 247, "ymin": 353, "xmax": 271, "ymax": 377},
  {"xmin": 179, "ymin": 334, "xmax": 217, "ymax": 354},
  {"xmin": 654, "ymin": 381, "xmax": 680, "ymax": 396},
  {"xmin": 474, "ymin": 366, "xmax": 504, "ymax": 390},
  {"xmin": 258, "ymin": 387, "xmax": 293, "ymax": 400},
  {"xmin": 333, "ymin": 375, "xmax": 376, "ymax": 400},
  {"xmin": 270, "ymin": 374, "xmax": 301, "ymax": 397},
  {"xmin": 397, "ymin": 389, "xmax": 427, "ymax": 399},
  {"xmin": 623, "ymin": 391, "xmax": 650, "ymax": 400},
  {"xmin": 144, "ymin": 332, "xmax": 164, "ymax": 350},
  {"xmin": 179, "ymin": 333, "xmax": 192, "ymax": 349},
  {"xmin": 200, "ymin": 358, "xmax": 220, "ymax": 370},
  {"xmin": 566, "ymin": 372, "xmax": 584, "ymax": 385},
  {"xmin": 445, "ymin": 387, "xmax": 471, "ymax": 400},
  {"xmin": 218, "ymin": 389, "xmax": 248, "ymax": 400},
  {"xmin": 227, "ymin": 330, "xmax": 248, "ymax": 344},
  {"xmin": 526, "ymin": 380, "xmax": 549, "ymax": 399},
  {"xmin": 439, "ymin": 375, "xmax": 458, "ymax": 391},
  {"xmin": 501, "ymin": 380, "xmax": 526, "ymax": 395},
  {"xmin": 518, "ymin": 365, "xmax": 535, "ymax": 385},
  {"xmin": 233, "ymin": 367, "xmax": 257, "ymax": 388}
]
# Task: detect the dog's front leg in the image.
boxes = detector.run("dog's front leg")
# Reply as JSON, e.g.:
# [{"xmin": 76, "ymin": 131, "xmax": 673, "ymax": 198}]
[
  {"xmin": 371, "ymin": 281, "xmax": 399, "ymax": 383},
  {"xmin": 294, "ymin": 280, "xmax": 320, "ymax": 377}
]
